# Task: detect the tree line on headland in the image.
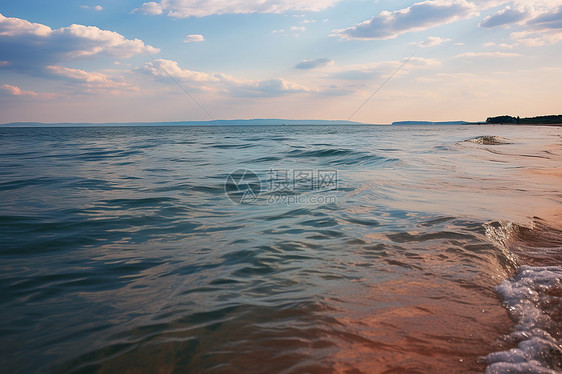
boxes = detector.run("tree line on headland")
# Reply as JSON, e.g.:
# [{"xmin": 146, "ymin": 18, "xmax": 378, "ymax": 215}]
[{"xmin": 486, "ymin": 115, "xmax": 562, "ymax": 124}]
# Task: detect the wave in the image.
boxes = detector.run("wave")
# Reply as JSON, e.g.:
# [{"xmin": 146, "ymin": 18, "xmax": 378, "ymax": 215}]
[
  {"xmin": 285, "ymin": 147, "xmax": 397, "ymax": 166},
  {"xmin": 486, "ymin": 266, "xmax": 562, "ymax": 374},
  {"xmin": 485, "ymin": 219, "xmax": 562, "ymax": 266},
  {"xmin": 485, "ymin": 219, "xmax": 562, "ymax": 373},
  {"xmin": 465, "ymin": 136, "xmax": 511, "ymax": 145}
]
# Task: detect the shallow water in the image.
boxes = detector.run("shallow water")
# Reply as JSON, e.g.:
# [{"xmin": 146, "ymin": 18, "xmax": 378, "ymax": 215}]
[{"xmin": 0, "ymin": 124, "xmax": 560, "ymax": 373}]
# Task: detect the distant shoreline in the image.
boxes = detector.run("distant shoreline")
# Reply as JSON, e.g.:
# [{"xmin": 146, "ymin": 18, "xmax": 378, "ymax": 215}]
[
  {"xmin": 484, "ymin": 115, "xmax": 562, "ymax": 126},
  {"xmin": 468, "ymin": 122, "xmax": 562, "ymax": 127},
  {"xmin": 1, "ymin": 118, "xmax": 561, "ymax": 127}
]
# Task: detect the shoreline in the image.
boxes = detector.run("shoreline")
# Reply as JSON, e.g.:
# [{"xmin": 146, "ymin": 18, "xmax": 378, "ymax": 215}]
[{"xmin": 468, "ymin": 122, "xmax": 562, "ymax": 127}]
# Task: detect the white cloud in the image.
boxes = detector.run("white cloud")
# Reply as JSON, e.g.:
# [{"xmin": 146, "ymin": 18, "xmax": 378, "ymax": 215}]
[
  {"xmin": 415, "ymin": 36, "xmax": 451, "ymax": 47},
  {"xmin": 334, "ymin": 0, "xmax": 477, "ymax": 40},
  {"xmin": 58, "ymin": 25, "xmax": 159, "ymax": 58},
  {"xmin": 510, "ymin": 29, "xmax": 562, "ymax": 46},
  {"xmin": 0, "ymin": 13, "xmax": 51, "ymax": 37},
  {"xmin": 140, "ymin": 59, "xmax": 223, "ymax": 82},
  {"xmin": 230, "ymin": 78, "xmax": 311, "ymax": 97},
  {"xmin": 478, "ymin": 2, "xmax": 562, "ymax": 46},
  {"xmin": 456, "ymin": 51, "xmax": 522, "ymax": 58},
  {"xmin": 81, "ymin": 5, "xmax": 103, "ymax": 11},
  {"xmin": 0, "ymin": 84, "xmax": 38, "ymax": 96},
  {"xmin": 329, "ymin": 57, "xmax": 441, "ymax": 81},
  {"xmin": 474, "ymin": 0, "xmax": 562, "ymax": 47},
  {"xmin": 480, "ymin": 5, "xmax": 531, "ymax": 28},
  {"xmin": 139, "ymin": 58, "xmax": 311, "ymax": 97},
  {"xmin": 46, "ymin": 66, "xmax": 137, "ymax": 93},
  {"xmin": 134, "ymin": 0, "xmax": 340, "ymax": 18},
  {"xmin": 295, "ymin": 58, "xmax": 334, "ymax": 69},
  {"xmin": 273, "ymin": 25, "xmax": 306, "ymax": 35},
  {"xmin": 131, "ymin": 2, "xmax": 164, "ymax": 15},
  {"xmin": 0, "ymin": 13, "xmax": 155, "ymax": 96},
  {"xmin": 184, "ymin": 34, "xmax": 205, "ymax": 43},
  {"xmin": 0, "ymin": 13, "xmax": 159, "ymax": 71},
  {"xmin": 527, "ymin": 4, "xmax": 562, "ymax": 29}
]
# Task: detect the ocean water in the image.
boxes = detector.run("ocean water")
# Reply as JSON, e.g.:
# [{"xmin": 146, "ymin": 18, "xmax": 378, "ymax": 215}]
[{"xmin": 0, "ymin": 124, "xmax": 560, "ymax": 373}]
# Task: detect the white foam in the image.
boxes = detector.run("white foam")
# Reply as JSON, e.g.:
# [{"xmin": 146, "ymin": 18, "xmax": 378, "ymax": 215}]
[{"xmin": 486, "ymin": 265, "xmax": 562, "ymax": 374}]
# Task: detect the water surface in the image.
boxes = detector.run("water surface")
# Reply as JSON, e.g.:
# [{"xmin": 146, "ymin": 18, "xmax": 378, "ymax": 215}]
[{"xmin": 0, "ymin": 125, "xmax": 560, "ymax": 373}]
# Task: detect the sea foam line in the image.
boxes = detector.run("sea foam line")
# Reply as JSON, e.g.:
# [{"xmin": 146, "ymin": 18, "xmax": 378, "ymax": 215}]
[{"xmin": 486, "ymin": 265, "xmax": 562, "ymax": 374}]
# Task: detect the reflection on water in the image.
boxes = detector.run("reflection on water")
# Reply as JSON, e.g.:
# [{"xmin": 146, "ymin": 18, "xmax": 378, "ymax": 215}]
[{"xmin": 0, "ymin": 125, "xmax": 560, "ymax": 373}]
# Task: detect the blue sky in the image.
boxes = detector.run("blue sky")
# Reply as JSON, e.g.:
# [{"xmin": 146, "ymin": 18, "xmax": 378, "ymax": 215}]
[{"xmin": 1, "ymin": 0, "xmax": 561, "ymax": 123}]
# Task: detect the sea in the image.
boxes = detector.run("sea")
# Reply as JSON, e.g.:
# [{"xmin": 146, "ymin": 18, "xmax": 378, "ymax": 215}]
[{"xmin": 0, "ymin": 124, "xmax": 560, "ymax": 373}]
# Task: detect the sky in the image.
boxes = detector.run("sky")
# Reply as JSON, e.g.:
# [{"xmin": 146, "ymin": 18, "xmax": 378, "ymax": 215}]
[{"xmin": 0, "ymin": 0, "xmax": 561, "ymax": 124}]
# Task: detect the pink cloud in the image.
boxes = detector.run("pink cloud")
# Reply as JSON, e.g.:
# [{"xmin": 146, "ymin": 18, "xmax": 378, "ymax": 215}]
[{"xmin": 1, "ymin": 84, "xmax": 38, "ymax": 96}]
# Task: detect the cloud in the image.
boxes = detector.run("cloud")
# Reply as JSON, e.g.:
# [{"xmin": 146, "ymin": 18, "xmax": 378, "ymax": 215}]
[
  {"xmin": 295, "ymin": 58, "xmax": 334, "ymax": 69},
  {"xmin": 415, "ymin": 36, "xmax": 451, "ymax": 47},
  {"xmin": 510, "ymin": 29, "xmax": 562, "ymax": 46},
  {"xmin": 0, "ymin": 13, "xmax": 51, "ymax": 37},
  {"xmin": 0, "ymin": 13, "xmax": 159, "ymax": 72},
  {"xmin": 528, "ymin": 4, "xmax": 562, "ymax": 29},
  {"xmin": 477, "ymin": 3, "xmax": 562, "ymax": 47},
  {"xmin": 45, "ymin": 66, "xmax": 138, "ymax": 93},
  {"xmin": 0, "ymin": 84, "xmax": 38, "ymax": 96},
  {"xmin": 329, "ymin": 57, "xmax": 441, "ymax": 81},
  {"xmin": 81, "ymin": 5, "xmax": 103, "ymax": 11},
  {"xmin": 407, "ymin": 57, "xmax": 443, "ymax": 67},
  {"xmin": 480, "ymin": 5, "xmax": 531, "ymax": 28},
  {"xmin": 334, "ymin": 0, "xmax": 477, "ymax": 40},
  {"xmin": 330, "ymin": 63, "xmax": 396, "ymax": 81},
  {"xmin": 139, "ymin": 58, "xmax": 311, "ymax": 97},
  {"xmin": 229, "ymin": 78, "xmax": 310, "ymax": 97},
  {"xmin": 184, "ymin": 34, "xmax": 205, "ymax": 43},
  {"xmin": 131, "ymin": 2, "xmax": 164, "ymax": 15},
  {"xmin": 134, "ymin": 0, "xmax": 340, "ymax": 18},
  {"xmin": 140, "ymin": 59, "xmax": 223, "ymax": 82},
  {"xmin": 456, "ymin": 51, "xmax": 522, "ymax": 58},
  {"xmin": 273, "ymin": 25, "xmax": 306, "ymax": 34}
]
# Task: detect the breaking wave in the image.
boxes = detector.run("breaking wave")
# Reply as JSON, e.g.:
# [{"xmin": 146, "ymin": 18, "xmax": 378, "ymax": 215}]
[{"xmin": 485, "ymin": 219, "xmax": 562, "ymax": 373}]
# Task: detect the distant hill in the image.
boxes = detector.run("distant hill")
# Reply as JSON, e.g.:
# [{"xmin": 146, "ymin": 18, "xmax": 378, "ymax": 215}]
[
  {"xmin": 0, "ymin": 119, "xmax": 373, "ymax": 127},
  {"xmin": 392, "ymin": 121, "xmax": 468, "ymax": 126},
  {"xmin": 486, "ymin": 115, "xmax": 562, "ymax": 124}
]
